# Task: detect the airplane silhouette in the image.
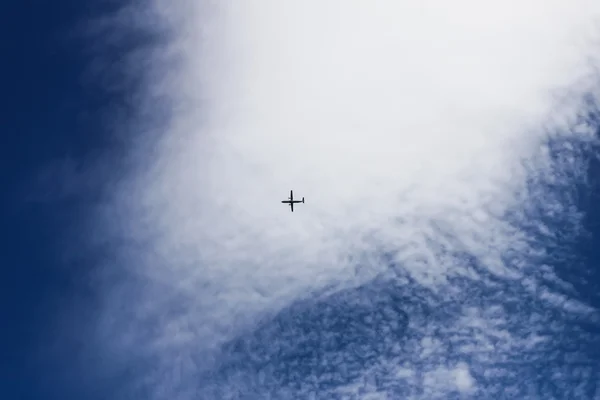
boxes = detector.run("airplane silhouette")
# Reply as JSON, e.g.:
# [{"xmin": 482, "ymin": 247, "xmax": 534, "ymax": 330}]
[{"xmin": 281, "ymin": 190, "xmax": 304, "ymax": 212}]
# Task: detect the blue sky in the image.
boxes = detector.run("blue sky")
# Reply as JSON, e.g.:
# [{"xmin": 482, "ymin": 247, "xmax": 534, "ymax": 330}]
[
  {"xmin": 3, "ymin": 2, "xmax": 600, "ymax": 399},
  {"xmin": 1, "ymin": 1, "xmax": 114, "ymax": 398}
]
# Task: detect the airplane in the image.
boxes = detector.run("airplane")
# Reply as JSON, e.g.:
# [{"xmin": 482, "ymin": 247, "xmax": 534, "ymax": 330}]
[{"xmin": 281, "ymin": 190, "xmax": 304, "ymax": 212}]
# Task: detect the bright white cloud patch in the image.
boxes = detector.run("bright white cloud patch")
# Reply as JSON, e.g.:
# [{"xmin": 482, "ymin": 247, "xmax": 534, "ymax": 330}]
[{"xmin": 83, "ymin": 1, "xmax": 600, "ymax": 399}]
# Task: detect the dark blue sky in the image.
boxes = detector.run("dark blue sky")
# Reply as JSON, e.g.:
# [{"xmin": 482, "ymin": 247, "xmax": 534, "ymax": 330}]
[{"xmin": 1, "ymin": 2, "xmax": 123, "ymax": 398}]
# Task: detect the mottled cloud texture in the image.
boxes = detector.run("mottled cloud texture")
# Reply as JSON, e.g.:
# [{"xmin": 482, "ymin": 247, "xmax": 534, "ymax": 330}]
[{"xmin": 75, "ymin": 1, "xmax": 600, "ymax": 399}]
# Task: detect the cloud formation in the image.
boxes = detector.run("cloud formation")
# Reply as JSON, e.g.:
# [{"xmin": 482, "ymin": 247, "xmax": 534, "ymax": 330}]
[{"xmin": 77, "ymin": 1, "xmax": 600, "ymax": 398}]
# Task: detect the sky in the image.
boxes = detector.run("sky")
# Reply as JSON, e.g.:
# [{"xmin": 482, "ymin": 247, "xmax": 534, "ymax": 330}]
[{"xmin": 3, "ymin": 1, "xmax": 600, "ymax": 399}]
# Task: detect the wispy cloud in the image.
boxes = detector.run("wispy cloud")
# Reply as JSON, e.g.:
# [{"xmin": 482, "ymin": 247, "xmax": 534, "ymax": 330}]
[{"xmin": 76, "ymin": 1, "xmax": 600, "ymax": 398}]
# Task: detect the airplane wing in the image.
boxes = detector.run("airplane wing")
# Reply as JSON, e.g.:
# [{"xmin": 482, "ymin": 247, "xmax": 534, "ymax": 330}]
[{"xmin": 290, "ymin": 202, "xmax": 294, "ymax": 212}]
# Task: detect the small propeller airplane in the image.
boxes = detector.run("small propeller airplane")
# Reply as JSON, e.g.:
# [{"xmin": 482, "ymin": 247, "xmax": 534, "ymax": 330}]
[{"xmin": 281, "ymin": 190, "xmax": 304, "ymax": 212}]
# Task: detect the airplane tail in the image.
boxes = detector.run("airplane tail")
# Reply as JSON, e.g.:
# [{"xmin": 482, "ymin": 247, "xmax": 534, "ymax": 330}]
[{"xmin": 302, "ymin": 197, "xmax": 305, "ymax": 203}]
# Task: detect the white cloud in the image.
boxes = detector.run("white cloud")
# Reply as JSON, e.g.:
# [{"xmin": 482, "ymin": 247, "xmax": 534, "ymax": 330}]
[
  {"xmin": 81, "ymin": 1, "xmax": 600, "ymax": 398},
  {"xmin": 453, "ymin": 362, "xmax": 475, "ymax": 392}
]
